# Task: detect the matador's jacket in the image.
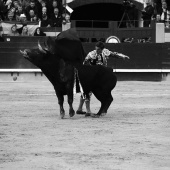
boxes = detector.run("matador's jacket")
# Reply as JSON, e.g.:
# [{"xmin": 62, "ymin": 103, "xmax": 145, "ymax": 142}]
[{"xmin": 84, "ymin": 48, "xmax": 126, "ymax": 66}]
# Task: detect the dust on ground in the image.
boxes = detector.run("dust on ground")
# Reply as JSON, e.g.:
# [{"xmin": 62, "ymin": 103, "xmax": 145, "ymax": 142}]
[{"xmin": 0, "ymin": 80, "xmax": 170, "ymax": 170}]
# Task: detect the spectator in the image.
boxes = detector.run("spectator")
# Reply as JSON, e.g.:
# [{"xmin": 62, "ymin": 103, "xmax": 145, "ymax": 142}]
[
  {"xmin": 142, "ymin": 2, "xmax": 154, "ymax": 27},
  {"xmin": 38, "ymin": 5, "xmax": 50, "ymax": 21},
  {"xmin": 51, "ymin": 0, "xmax": 59, "ymax": 8},
  {"xmin": 156, "ymin": 14, "xmax": 161, "ymax": 22},
  {"xmin": 21, "ymin": 25, "xmax": 31, "ymax": 36},
  {"xmin": 62, "ymin": 12, "xmax": 71, "ymax": 31},
  {"xmin": 4, "ymin": 0, "xmax": 16, "ymax": 21},
  {"xmin": 36, "ymin": 0, "xmax": 43, "ymax": 18},
  {"xmin": 41, "ymin": 0, "xmax": 47, "ymax": 8},
  {"xmin": 13, "ymin": 0, "xmax": 20, "ymax": 9},
  {"xmin": 6, "ymin": 7, "xmax": 16, "ymax": 21},
  {"xmin": 126, "ymin": 1, "xmax": 138, "ymax": 27},
  {"xmin": 51, "ymin": 7, "xmax": 62, "ymax": 27},
  {"xmin": 49, "ymin": 0, "xmax": 62, "ymax": 16},
  {"xmin": 152, "ymin": 1, "xmax": 158, "ymax": 20},
  {"xmin": 15, "ymin": 6, "xmax": 26, "ymax": 21},
  {"xmin": 41, "ymin": 6, "xmax": 48, "ymax": 18},
  {"xmin": 17, "ymin": 22, "xmax": 27, "ymax": 34},
  {"xmin": 27, "ymin": 9, "xmax": 38, "ymax": 21},
  {"xmin": 0, "ymin": 0, "xmax": 5, "ymax": 21},
  {"xmin": 19, "ymin": 13, "xmax": 27, "ymax": 22},
  {"xmin": 33, "ymin": 27, "xmax": 46, "ymax": 36},
  {"xmin": 9, "ymin": 24, "xmax": 20, "ymax": 36},
  {"xmin": 25, "ymin": 0, "xmax": 38, "ymax": 20},
  {"xmin": 160, "ymin": 1, "xmax": 170, "ymax": 26},
  {"xmin": 22, "ymin": 0, "xmax": 31, "ymax": 9},
  {"xmin": 41, "ymin": 0, "xmax": 50, "ymax": 18},
  {"xmin": 4, "ymin": 0, "xmax": 13, "ymax": 18},
  {"xmin": 153, "ymin": 0, "xmax": 162, "ymax": 15},
  {"xmin": 40, "ymin": 13, "xmax": 52, "ymax": 27}
]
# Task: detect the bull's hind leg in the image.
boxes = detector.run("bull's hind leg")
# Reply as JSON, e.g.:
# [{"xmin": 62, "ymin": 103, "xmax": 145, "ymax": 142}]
[
  {"xmin": 67, "ymin": 94, "xmax": 75, "ymax": 117},
  {"xmin": 58, "ymin": 95, "xmax": 65, "ymax": 119},
  {"xmin": 55, "ymin": 90, "xmax": 65, "ymax": 119},
  {"xmin": 91, "ymin": 90, "xmax": 112, "ymax": 118},
  {"xmin": 101, "ymin": 93, "xmax": 113, "ymax": 116},
  {"xmin": 66, "ymin": 86, "xmax": 75, "ymax": 117}
]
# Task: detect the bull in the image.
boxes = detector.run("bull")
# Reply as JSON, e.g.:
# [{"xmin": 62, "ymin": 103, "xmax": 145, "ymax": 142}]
[
  {"xmin": 59, "ymin": 59, "xmax": 117, "ymax": 118},
  {"xmin": 20, "ymin": 44, "xmax": 76, "ymax": 119},
  {"xmin": 20, "ymin": 29, "xmax": 86, "ymax": 119},
  {"xmin": 20, "ymin": 29, "xmax": 117, "ymax": 118},
  {"xmin": 54, "ymin": 29, "xmax": 117, "ymax": 117}
]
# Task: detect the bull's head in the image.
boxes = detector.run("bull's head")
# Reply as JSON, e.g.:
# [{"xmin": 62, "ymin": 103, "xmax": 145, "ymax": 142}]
[
  {"xmin": 20, "ymin": 48, "xmax": 46, "ymax": 68},
  {"xmin": 20, "ymin": 38, "xmax": 56, "ymax": 68},
  {"xmin": 20, "ymin": 39, "xmax": 74, "ymax": 83}
]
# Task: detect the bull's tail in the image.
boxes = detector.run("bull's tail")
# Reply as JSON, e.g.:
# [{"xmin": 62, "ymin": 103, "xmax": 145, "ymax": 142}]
[
  {"xmin": 75, "ymin": 72, "xmax": 80, "ymax": 93},
  {"xmin": 73, "ymin": 68, "xmax": 84, "ymax": 96}
]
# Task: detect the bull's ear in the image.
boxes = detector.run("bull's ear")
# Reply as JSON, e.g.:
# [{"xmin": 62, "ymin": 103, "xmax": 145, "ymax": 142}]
[{"xmin": 46, "ymin": 37, "xmax": 56, "ymax": 54}]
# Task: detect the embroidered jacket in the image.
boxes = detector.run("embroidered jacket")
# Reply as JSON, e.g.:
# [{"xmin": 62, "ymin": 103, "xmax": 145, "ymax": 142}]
[
  {"xmin": 84, "ymin": 48, "xmax": 127, "ymax": 66},
  {"xmin": 84, "ymin": 48, "xmax": 111, "ymax": 66}
]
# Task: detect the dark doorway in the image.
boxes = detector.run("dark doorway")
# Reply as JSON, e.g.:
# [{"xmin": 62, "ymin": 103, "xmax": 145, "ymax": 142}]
[{"xmin": 71, "ymin": 3, "xmax": 124, "ymax": 21}]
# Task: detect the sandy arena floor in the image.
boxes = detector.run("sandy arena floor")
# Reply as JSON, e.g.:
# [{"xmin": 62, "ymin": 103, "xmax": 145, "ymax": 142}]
[{"xmin": 0, "ymin": 80, "xmax": 170, "ymax": 170}]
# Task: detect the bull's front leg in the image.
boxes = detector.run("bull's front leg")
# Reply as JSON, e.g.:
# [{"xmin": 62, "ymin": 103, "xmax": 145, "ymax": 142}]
[
  {"xmin": 67, "ymin": 89, "xmax": 75, "ymax": 117},
  {"xmin": 55, "ymin": 91, "xmax": 65, "ymax": 119}
]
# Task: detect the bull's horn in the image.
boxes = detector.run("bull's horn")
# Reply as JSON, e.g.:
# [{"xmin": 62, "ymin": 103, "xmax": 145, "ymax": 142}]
[
  {"xmin": 20, "ymin": 50, "xmax": 26, "ymax": 55},
  {"xmin": 20, "ymin": 50, "xmax": 24, "ymax": 54},
  {"xmin": 44, "ymin": 41, "xmax": 49, "ymax": 51},
  {"xmin": 38, "ymin": 41, "xmax": 46, "ymax": 54}
]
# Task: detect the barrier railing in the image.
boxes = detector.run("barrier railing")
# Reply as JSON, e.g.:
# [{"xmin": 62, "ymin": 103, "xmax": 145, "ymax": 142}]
[{"xmin": 0, "ymin": 21, "xmax": 62, "ymax": 36}]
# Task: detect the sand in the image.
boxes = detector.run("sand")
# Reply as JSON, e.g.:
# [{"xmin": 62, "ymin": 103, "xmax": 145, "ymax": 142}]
[{"xmin": 0, "ymin": 80, "xmax": 170, "ymax": 170}]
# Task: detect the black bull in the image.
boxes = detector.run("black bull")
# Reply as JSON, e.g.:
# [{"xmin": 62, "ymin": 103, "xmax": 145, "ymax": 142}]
[{"xmin": 20, "ymin": 29, "xmax": 117, "ymax": 118}]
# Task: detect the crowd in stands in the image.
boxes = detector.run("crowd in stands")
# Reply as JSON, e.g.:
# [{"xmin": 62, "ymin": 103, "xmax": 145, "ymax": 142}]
[
  {"xmin": 141, "ymin": 0, "xmax": 170, "ymax": 27},
  {"xmin": 0, "ymin": 0, "xmax": 71, "ymax": 28},
  {"xmin": 0, "ymin": 0, "xmax": 170, "ymax": 37},
  {"xmin": 120, "ymin": 0, "xmax": 170, "ymax": 28}
]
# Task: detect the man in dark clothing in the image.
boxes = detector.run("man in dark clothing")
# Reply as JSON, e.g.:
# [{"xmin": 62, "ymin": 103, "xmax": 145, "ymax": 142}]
[
  {"xmin": 0, "ymin": 32, "xmax": 4, "ymax": 42},
  {"xmin": 159, "ymin": 1, "xmax": 170, "ymax": 27},
  {"xmin": 51, "ymin": 7, "xmax": 62, "ymax": 27},
  {"xmin": 0, "ymin": 0, "xmax": 5, "ymax": 21},
  {"xmin": 126, "ymin": 1, "xmax": 138, "ymax": 27},
  {"xmin": 25, "ymin": 0, "xmax": 38, "ymax": 21},
  {"xmin": 153, "ymin": 0, "xmax": 162, "ymax": 15},
  {"xmin": 142, "ymin": 2, "xmax": 154, "ymax": 27},
  {"xmin": 40, "ymin": 13, "xmax": 52, "ymax": 27}
]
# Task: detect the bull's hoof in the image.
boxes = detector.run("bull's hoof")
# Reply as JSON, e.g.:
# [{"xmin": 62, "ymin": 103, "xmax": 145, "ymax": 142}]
[
  {"xmin": 85, "ymin": 112, "xmax": 91, "ymax": 117},
  {"xmin": 76, "ymin": 110, "xmax": 86, "ymax": 115},
  {"xmin": 85, "ymin": 113, "xmax": 91, "ymax": 117},
  {"xmin": 69, "ymin": 110, "xmax": 75, "ymax": 117},
  {"xmin": 90, "ymin": 113, "xmax": 100, "ymax": 118},
  {"xmin": 101, "ymin": 112, "xmax": 107, "ymax": 116},
  {"xmin": 60, "ymin": 112, "xmax": 65, "ymax": 119}
]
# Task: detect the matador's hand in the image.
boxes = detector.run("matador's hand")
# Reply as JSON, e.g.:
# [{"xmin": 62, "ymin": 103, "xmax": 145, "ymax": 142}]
[{"xmin": 124, "ymin": 55, "xmax": 130, "ymax": 60}]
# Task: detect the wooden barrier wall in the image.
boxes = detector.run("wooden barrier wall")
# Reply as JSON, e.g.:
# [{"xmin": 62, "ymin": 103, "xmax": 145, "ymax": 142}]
[
  {"xmin": 0, "ymin": 36, "xmax": 170, "ymax": 70},
  {"xmin": 72, "ymin": 21, "xmax": 156, "ymax": 43}
]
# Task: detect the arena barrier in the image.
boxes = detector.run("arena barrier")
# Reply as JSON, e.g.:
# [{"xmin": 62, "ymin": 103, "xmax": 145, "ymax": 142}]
[
  {"xmin": 0, "ymin": 69, "xmax": 170, "ymax": 82},
  {"xmin": 0, "ymin": 38, "xmax": 170, "ymax": 81}
]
